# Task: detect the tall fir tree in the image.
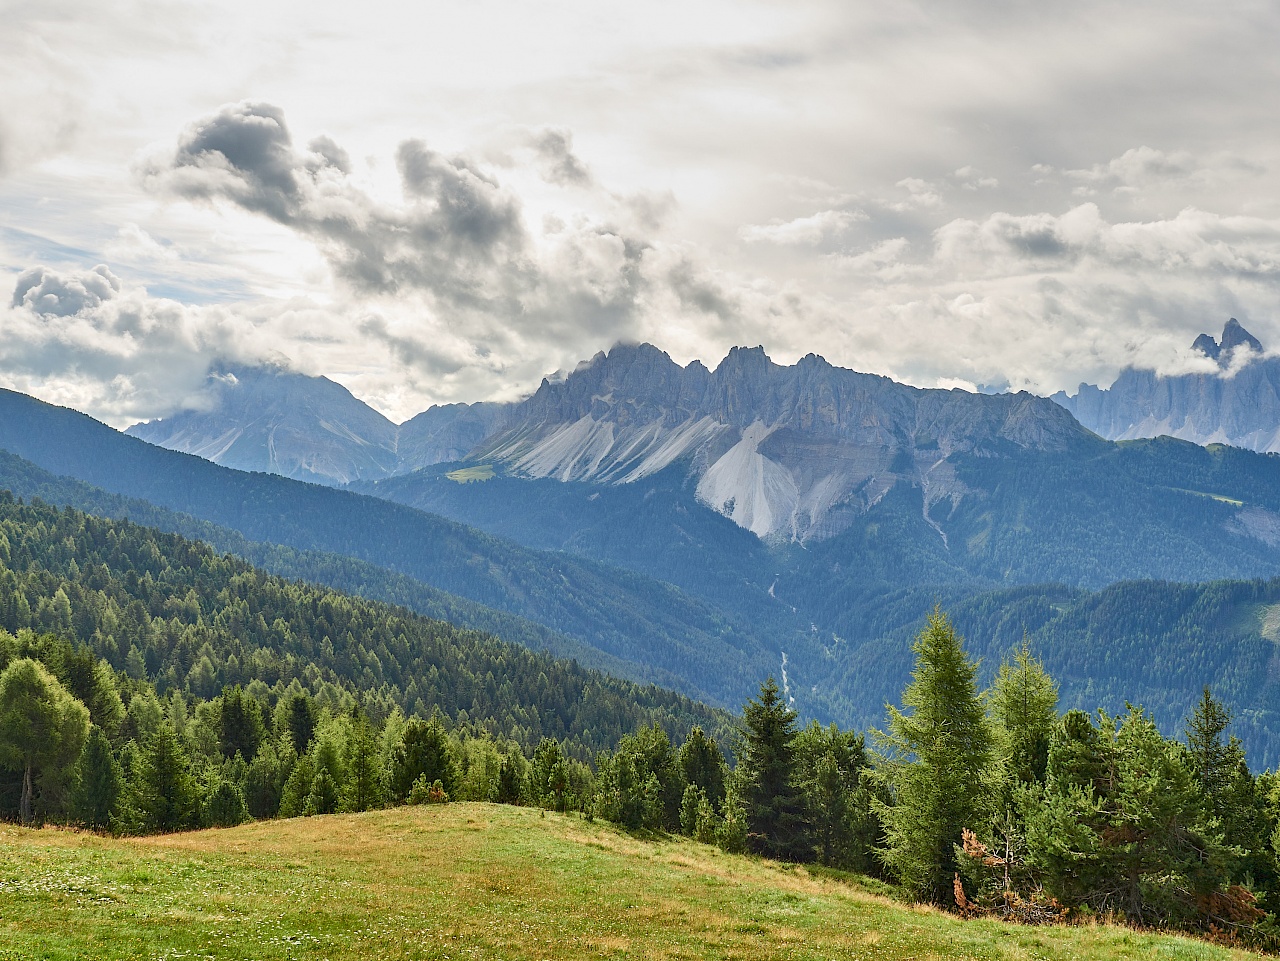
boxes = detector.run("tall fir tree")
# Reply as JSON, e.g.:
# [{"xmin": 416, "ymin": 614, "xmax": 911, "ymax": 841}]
[
  {"xmin": 389, "ymin": 717, "xmax": 456, "ymax": 802},
  {"xmin": 738, "ymin": 677, "xmax": 809, "ymax": 861},
  {"xmin": 678, "ymin": 726, "xmax": 726, "ymax": 807},
  {"xmin": 341, "ymin": 714, "xmax": 384, "ymax": 813},
  {"xmin": 219, "ymin": 686, "xmax": 263, "ymax": 761},
  {"xmin": 874, "ymin": 609, "xmax": 994, "ymax": 904}
]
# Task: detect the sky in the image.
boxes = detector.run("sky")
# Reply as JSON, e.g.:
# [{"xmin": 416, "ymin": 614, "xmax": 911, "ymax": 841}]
[{"xmin": 2, "ymin": 0, "xmax": 1279, "ymax": 426}]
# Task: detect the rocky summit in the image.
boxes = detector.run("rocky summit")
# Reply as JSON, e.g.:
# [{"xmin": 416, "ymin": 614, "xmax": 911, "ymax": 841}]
[
  {"xmin": 468, "ymin": 343, "xmax": 1095, "ymax": 541},
  {"xmin": 126, "ymin": 344, "xmax": 1096, "ymax": 542},
  {"xmin": 1052, "ymin": 319, "xmax": 1280, "ymax": 452}
]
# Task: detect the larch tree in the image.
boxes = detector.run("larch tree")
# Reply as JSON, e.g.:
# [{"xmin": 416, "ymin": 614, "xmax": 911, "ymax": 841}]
[
  {"xmin": 988, "ymin": 637, "xmax": 1058, "ymax": 788},
  {"xmin": 874, "ymin": 609, "xmax": 994, "ymax": 904},
  {"xmin": 0, "ymin": 657, "xmax": 90, "ymax": 824}
]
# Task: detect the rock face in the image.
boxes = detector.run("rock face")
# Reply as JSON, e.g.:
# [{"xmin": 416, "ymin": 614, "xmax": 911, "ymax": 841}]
[
  {"xmin": 1052, "ymin": 320, "xmax": 1280, "ymax": 452},
  {"xmin": 130, "ymin": 345, "xmax": 1097, "ymax": 541},
  {"xmin": 474, "ymin": 343, "xmax": 1096, "ymax": 542}
]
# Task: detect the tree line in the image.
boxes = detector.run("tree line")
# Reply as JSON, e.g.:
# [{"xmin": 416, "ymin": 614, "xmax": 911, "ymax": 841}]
[{"xmin": 6, "ymin": 493, "xmax": 1280, "ymax": 946}]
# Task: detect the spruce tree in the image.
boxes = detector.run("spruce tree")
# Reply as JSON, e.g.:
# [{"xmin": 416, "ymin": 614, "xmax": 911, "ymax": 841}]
[
  {"xmin": 1184, "ymin": 688, "xmax": 1270, "ymax": 888},
  {"xmin": 389, "ymin": 717, "xmax": 456, "ymax": 802},
  {"xmin": 137, "ymin": 725, "xmax": 197, "ymax": 832},
  {"xmin": 341, "ymin": 715, "xmax": 384, "ymax": 813},
  {"xmin": 284, "ymin": 691, "xmax": 316, "ymax": 755},
  {"xmin": 678, "ymin": 726, "xmax": 726, "ymax": 807},
  {"xmin": 1185, "ymin": 687, "xmax": 1240, "ymax": 820},
  {"xmin": 219, "ymin": 686, "xmax": 263, "ymax": 761},
  {"xmin": 874, "ymin": 609, "xmax": 993, "ymax": 903},
  {"xmin": 70, "ymin": 726, "xmax": 124, "ymax": 830},
  {"xmin": 202, "ymin": 779, "xmax": 249, "ymax": 827},
  {"xmin": 496, "ymin": 754, "xmax": 523, "ymax": 805},
  {"xmin": 738, "ymin": 677, "xmax": 809, "ymax": 860}
]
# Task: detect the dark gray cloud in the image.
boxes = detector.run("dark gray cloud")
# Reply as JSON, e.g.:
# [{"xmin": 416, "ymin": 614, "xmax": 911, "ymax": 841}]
[
  {"xmin": 145, "ymin": 102, "xmax": 660, "ymax": 349},
  {"xmin": 166, "ymin": 102, "xmax": 303, "ymax": 220}
]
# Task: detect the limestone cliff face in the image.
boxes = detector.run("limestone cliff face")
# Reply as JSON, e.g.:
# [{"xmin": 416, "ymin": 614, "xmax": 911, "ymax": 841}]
[
  {"xmin": 127, "ymin": 344, "xmax": 1099, "ymax": 542},
  {"xmin": 474, "ymin": 343, "xmax": 1096, "ymax": 542},
  {"xmin": 1053, "ymin": 320, "xmax": 1280, "ymax": 452}
]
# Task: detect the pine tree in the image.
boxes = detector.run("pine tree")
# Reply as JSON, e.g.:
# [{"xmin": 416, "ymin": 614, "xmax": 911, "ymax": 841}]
[
  {"xmin": 738, "ymin": 677, "xmax": 809, "ymax": 860},
  {"xmin": 874, "ymin": 609, "xmax": 993, "ymax": 904}
]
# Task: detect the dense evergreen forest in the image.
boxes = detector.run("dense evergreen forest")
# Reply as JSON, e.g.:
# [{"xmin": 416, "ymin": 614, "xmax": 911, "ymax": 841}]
[
  {"xmin": 6, "ymin": 493, "xmax": 1280, "ymax": 947},
  {"xmin": 0, "ymin": 495, "xmax": 728, "ymax": 757},
  {"xmin": 0, "ymin": 392, "xmax": 790, "ymax": 710}
]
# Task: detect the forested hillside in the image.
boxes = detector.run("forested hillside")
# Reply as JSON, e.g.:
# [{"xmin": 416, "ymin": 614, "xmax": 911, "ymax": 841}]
[
  {"xmin": 0, "ymin": 494, "xmax": 728, "ymax": 756},
  {"xmin": 0, "ymin": 389, "xmax": 797, "ymax": 711},
  {"xmin": 0, "ymin": 449, "xmax": 699, "ymax": 693}
]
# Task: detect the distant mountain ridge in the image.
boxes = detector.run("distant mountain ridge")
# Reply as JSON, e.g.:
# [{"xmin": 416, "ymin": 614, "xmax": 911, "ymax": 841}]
[
  {"xmin": 1053, "ymin": 319, "xmax": 1280, "ymax": 452},
  {"xmin": 126, "ymin": 363, "xmax": 504, "ymax": 485},
  {"xmin": 131, "ymin": 344, "xmax": 1095, "ymax": 543}
]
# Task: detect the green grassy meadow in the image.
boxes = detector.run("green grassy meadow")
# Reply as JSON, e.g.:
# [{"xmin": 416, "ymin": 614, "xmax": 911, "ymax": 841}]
[{"xmin": 0, "ymin": 804, "xmax": 1262, "ymax": 960}]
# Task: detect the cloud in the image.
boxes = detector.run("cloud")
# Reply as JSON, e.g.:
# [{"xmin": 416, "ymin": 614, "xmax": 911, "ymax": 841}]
[
  {"xmin": 1027, "ymin": 147, "xmax": 1271, "ymax": 204},
  {"xmin": 739, "ymin": 209, "xmax": 865, "ymax": 245},
  {"xmin": 0, "ymin": 263, "xmax": 288, "ymax": 426},
  {"xmin": 142, "ymin": 102, "xmax": 640, "ymax": 329},
  {"xmin": 528, "ymin": 128, "xmax": 593, "ymax": 187},
  {"xmin": 934, "ymin": 203, "xmax": 1280, "ymax": 279},
  {"xmin": 13, "ymin": 264, "xmax": 121, "ymax": 315}
]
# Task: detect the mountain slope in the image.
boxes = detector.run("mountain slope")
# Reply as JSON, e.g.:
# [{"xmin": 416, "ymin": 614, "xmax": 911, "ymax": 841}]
[
  {"xmin": 470, "ymin": 343, "xmax": 1099, "ymax": 543},
  {"xmin": 10, "ymin": 407, "xmax": 1280, "ymax": 761},
  {"xmin": 1054, "ymin": 319, "xmax": 1280, "ymax": 452},
  {"xmin": 0, "ymin": 448, "xmax": 694, "ymax": 690},
  {"xmin": 4, "ymin": 806, "xmax": 1260, "ymax": 961},
  {"xmin": 0, "ymin": 387, "xmax": 802, "ymax": 712},
  {"xmin": 127, "ymin": 363, "xmax": 401, "ymax": 483},
  {"xmin": 0, "ymin": 494, "xmax": 729, "ymax": 755}
]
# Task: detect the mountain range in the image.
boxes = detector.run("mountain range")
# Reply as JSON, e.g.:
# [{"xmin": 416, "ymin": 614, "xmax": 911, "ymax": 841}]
[
  {"xmin": 1054, "ymin": 318, "xmax": 1280, "ymax": 452},
  {"xmin": 132, "ymin": 344, "xmax": 1106, "ymax": 544},
  {"xmin": 9, "ymin": 335, "xmax": 1280, "ymax": 759}
]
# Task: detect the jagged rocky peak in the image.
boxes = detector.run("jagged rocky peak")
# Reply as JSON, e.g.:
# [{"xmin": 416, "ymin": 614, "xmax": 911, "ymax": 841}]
[
  {"xmin": 474, "ymin": 341, "xmax": 1093, "ymax": 542},
  {"xmin": 1052, "ymin": 317, "xmax": 1280, "ymax": 454},
  {"xmin": 1193, "ymin": 318, "xmax": 1264, "ymax": 363}
]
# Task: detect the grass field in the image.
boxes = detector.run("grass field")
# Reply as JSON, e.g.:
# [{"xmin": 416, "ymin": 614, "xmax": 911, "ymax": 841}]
[
  {"xmin": 445, "ymin": 465, "xmax": 496, "ymax": 484},
  {"xmin": 0, "ymin": 804, "xmax": 1263, "ymax": 960}
]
